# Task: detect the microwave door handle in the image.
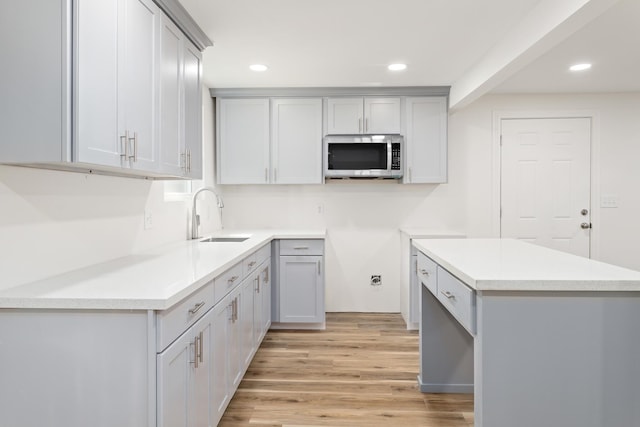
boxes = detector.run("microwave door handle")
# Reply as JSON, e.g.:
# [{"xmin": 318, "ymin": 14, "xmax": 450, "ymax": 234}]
[{"xmin": 387, "ymin": 142, "xmax": 392, "ymax": 172}]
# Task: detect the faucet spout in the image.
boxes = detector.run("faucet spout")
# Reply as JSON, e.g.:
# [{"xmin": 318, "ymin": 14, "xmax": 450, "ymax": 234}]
[{"xmin": 191, "ymin": 187, "xmax": 224, "ymax": 239}]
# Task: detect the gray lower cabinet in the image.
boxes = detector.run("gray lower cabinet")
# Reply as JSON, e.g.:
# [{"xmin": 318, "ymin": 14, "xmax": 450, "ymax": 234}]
[
  {"xmin": 157, "ymin": 305, "xmax": 213, "ymax": 427},
  {"xmin": 253, "ymin": 259, "xmax": 272, "ymax": 344},
  {"xmin": 0, "ymin": 243, "xmax": 285, "ymax": 427},
  {"xmin": 276, "ymin": 240, "xmax": 325, "ymax": 324},
  {"xmin": 210, "ymin": 293, "xmax": 232, "ymax": 424}
]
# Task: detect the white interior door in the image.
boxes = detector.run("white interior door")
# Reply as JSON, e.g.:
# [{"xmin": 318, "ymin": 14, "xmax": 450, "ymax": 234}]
[{"xmin": 500, "ymin": 117, "xmax": 591, "ymax": 257}]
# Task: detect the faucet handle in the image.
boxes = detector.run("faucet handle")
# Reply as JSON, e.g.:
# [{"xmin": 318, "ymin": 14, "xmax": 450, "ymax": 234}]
[{"xmin": 196, "ymin": 214, "xmax": 201, "ymax": 227}]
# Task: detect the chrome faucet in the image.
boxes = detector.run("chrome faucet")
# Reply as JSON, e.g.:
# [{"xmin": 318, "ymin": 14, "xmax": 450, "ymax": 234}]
[{"xmin": 191, "ymin": 187, "xmax": 224, "ymax": 239}]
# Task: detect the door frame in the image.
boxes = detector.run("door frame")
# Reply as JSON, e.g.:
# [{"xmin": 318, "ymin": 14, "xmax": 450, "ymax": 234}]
[{"xmin": 492, "ymin": 110, "xmax": 601, "ymax": 259}]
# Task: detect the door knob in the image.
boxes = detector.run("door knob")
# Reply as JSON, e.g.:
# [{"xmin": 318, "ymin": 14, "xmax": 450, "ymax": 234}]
[
  {"xmin": 581, "ymin": 209, "xmax": 589, "ymax": 216},
  {"xmin": 580, "ymin": 222, "xmax": 592, "ymax": 229}
]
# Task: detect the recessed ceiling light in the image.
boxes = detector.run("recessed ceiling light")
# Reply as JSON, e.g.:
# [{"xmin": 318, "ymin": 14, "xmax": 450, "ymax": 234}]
[
  {"xmin": 569, "ymin": 63, "xmax": 592, "ymax": 72},
  {"xmin": 249, "ymin": 64, "xmax": 268, "ymax": 72},
  {"xmin": 388, "ymin": 63, "xmax": 407, "ymax": 71}
]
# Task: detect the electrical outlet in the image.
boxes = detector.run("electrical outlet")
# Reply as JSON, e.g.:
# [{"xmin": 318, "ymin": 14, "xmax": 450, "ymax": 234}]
[
  {"xmin": 144, "ymin": 210, "xmax": 153, "ymax": 230},
  {"xmin": 370, "ymin": 275, "xmax": 382, "ymax": 286},
  {"xmin": 600, "ymin": 195, "xmax": 619, "ymax": 208}
]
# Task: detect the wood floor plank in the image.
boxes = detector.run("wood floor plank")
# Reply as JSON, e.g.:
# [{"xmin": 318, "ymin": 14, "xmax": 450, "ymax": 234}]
[{"xmin": 218, "ymin": 312, "xmax": 473, "ymax": 426}]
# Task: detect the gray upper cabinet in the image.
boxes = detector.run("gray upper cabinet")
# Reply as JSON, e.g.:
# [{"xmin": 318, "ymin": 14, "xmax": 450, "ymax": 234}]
[
  {"xmin": 271, "ymin": 98, "xmax": 323, "ymax": 184},
  {"xmin": 217, "ymin": 97, "xmax": 323, "ymax": 185},
  {"xmin": 77, "ymin": 0, "xmax": 161, "ymax": 172},
  {"xmin": 159, "ymin": 15, "xmax": 203, "ymax": 178},
  {"xmin": 0, "ymin": 0, "xmax": 71, "ymax": 164},
  {"xmin": 0, "ymin": 0, "xmax": 206, "ymax": 180},
  {"xmin": 403, "ymin": 96, "xmax": 448, "ymax": 183},
  {"xmin": 211, "ymin": 89, "xmax": 448, "ymax": 185},
  {"xmin": 326, "ymin": 97, "xmax": 401, "ymax": 134},
  {"xmin": 217, "ymin": 98, "xmax": 271, "ymax": 184}
]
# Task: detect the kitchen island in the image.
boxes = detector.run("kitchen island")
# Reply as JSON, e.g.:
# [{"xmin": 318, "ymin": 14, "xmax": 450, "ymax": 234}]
[{"xmin": 412, "ymin": 238, "xmax": 640, "ymax": 427}]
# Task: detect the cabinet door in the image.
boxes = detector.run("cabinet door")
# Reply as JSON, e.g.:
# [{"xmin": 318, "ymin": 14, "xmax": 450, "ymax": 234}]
[
  {"xmin": 240, "ymin": 277, "xmax": 256, "ymax": 368},
  {"xmin": 217, "ymin": 98, "xmax": 270, "ymax": 184},
  {"xmin": 271, "ymin": 98, "xmax": 323, "ymax": 184},
  {"xmin": 227, "ymin": 291, "xmax": 243, "ymax": 389},
  {"xmin": 260, "ymin": 261, "xmax": 271, "ymax": 341},
  {"xmin": 326, "ymin": 98, "xmax": 363, "ymax": 134},
  {"xmin": 364, "ymin": 97, "xmax": 401, "ymax": 134},
  {"xmin": 211, "ymin": 296, "xmax": 232, "ymax": 425},
  {"xmin": 192, "ymin": 311, "xmax": 212, "ymax": 427},
  {"xmin": 252, "ymin": 260, "xmax": 271, "ymax": 344},
  {"xmin": 410, "ymin": 255, "xmax": 420, "ymax": 324},
  {"xmin": 157, "ymin": 307, "xmax": 213, "ymax": 427},
  {"xmin": 158, "ymin": 16, "xmax": 185, "ymax": 176},
  {"xmin": 75, "ymin": 0, "xmax": 122, "ymax": 167},
  {"xmin": 279, "ymin": 255, "xmax": 324, "ymax": 323},
  {"xmin": 252, "ymin": 271, "xmax": 264, "ymax": 347},
  {"xmin": 157, "ymin": 327, "xmax": 193, "ymax": 427},
  {"xmin": 404, "ymin": 97, "xmax": 448, "ymax": 183},
  {"xmin": 119, "ymin": 0, "xmax": 161, "ymax": 172},
  {"xmin": 183, "ymin": 41, "xmax": 203, "ymax": 179}
]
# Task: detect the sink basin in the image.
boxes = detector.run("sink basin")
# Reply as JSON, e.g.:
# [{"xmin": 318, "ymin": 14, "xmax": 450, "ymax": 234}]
[{"xmin": 200, "ymin": 237, "xmax": 249, "ymax": 243}]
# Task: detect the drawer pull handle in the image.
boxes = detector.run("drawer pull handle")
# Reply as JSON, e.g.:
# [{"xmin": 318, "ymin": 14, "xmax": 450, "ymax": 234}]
[
  {"xmin": 294, "ymin": 246, "xmax": 309, "ymax": 250},
  {"xmin": 248, "ymin": 261, "xmax": 256, "ymax": 268},
  {"xmin": 188, "ymin": 301, "xmax": 206, "ymax": 315},
  {"xmin": 441, "ymin": 290, "xmax": 455, "ymax": 300},
  {"xmin": 228, "ymin": 275, "xmax": 239, "ymax": 284},
  {"xmin": 420, "ymin": 269, "xmax": 430, "ymax": 276}
]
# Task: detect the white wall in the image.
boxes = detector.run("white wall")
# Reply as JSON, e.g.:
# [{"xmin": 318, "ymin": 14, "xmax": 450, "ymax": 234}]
[{"xmin": 0, "ymin": 88, "xmax": 218, "ymax": 290}]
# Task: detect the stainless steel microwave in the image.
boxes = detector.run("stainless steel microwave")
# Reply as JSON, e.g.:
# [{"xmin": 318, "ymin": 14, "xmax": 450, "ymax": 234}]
[{"xmin": 324, "ymin": 135, "xmax": 403, "ymax": 179}]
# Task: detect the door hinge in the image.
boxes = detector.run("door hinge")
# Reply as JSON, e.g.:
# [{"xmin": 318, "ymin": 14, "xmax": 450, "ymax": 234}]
[{"xmin": 500, "ymin": 135, "xmax": 503, "ymax": 146}]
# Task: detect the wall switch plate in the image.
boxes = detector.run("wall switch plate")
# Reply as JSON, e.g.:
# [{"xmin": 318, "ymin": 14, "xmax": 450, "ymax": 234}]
[
  {"xmin": 600, "ymin": 195, "xmax": 619, "ymax": 208},
  {"xmin": 144, "ymin": 210, "xmax": 153, "ymax": 229}
]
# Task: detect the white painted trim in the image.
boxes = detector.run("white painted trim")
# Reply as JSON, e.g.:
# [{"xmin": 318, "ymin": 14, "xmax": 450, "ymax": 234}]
[{"xmin": 492, "ymin": 110, "xmax": 601, "ymax": 259}]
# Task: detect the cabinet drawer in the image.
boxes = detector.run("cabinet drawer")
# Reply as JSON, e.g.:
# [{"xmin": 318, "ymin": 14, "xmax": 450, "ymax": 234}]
[
  {"xmin": 243, "ymin": 244, "xmax": 270, "ymax": 276},
  {"xmin": 214, "ymin": 262, "xmax": 243, "ymax": 305},
  {"xmin": 417, "ymin": 252, "xmax": 438, "ymax": 296},
  {"xmin": 157, "ymin": 281, "xmax": 214, "ymax": 351},
  {"xmin": 436, "ymin": 267, "xmax": 476, "ymax": 335},
  {"xmin": 279, "ymin": 239, "xmax": 323, "ymax": 256}
]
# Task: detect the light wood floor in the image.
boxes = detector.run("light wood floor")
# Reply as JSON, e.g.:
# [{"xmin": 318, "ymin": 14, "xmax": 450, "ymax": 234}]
[{"xmin": 219, "ymin": 312, "xmax": 474, "ymax": 426}]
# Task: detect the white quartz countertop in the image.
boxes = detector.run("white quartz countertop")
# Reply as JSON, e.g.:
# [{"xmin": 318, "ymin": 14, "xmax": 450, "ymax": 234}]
[
  {"xmin": 0, "ymin": 229, "xmax": 325, "ymax": 310},
  {"xmin": 412, "ymin": 238, "xmax": 640, "ymax": 291},
  {"xmin": 399, "ymin": 228, "xmax": 465, "ymax": 238}
]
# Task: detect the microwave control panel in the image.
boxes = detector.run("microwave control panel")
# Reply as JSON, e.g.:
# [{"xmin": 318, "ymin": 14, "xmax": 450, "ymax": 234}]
[{"xmin": 391, "ymin": 143, "xmax": 401, "ymax": 170}]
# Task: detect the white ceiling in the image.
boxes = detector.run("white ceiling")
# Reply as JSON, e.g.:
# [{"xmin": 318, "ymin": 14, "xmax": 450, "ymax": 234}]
[
  {"xmin": 494, "ymin": 0, "xmax": 640, "ymax": 94},
  {"xmin": 178, "ymin": 0, "xmax": 640, "ymax": 106}
]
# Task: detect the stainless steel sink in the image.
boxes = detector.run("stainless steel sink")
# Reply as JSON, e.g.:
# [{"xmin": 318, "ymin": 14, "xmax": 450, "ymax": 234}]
[{"xmin": 200, "ymin": 236, "xmax": 249, "ymax": 243}]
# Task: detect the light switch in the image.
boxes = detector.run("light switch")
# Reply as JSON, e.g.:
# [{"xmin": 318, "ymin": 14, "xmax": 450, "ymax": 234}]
[{"xmin": 600, "ymin": 195, "xmax": 619, "ymax": 208}]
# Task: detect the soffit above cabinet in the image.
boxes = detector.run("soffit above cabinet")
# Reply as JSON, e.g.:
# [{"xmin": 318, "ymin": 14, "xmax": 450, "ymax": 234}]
[
  {"xmin": 154, "ymin": 0, "xmax": 212, "ymax": 51},
  {"xmin": 210, "ymin": 86, "xmax": 450, "ymax": 98}
]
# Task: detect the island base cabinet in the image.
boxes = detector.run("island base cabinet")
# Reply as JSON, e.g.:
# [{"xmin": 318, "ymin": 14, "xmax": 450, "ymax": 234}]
[
  {"xmin": 418, "ymin": 287, "xmax": 474, "ymax": 394},
  {"xmin": 0, "ymin": 310, "xmax": 150, "ymax": 427},
  {"xmin": 474, "ymin": 292, "xmax": 640, "ymax": 427}
]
